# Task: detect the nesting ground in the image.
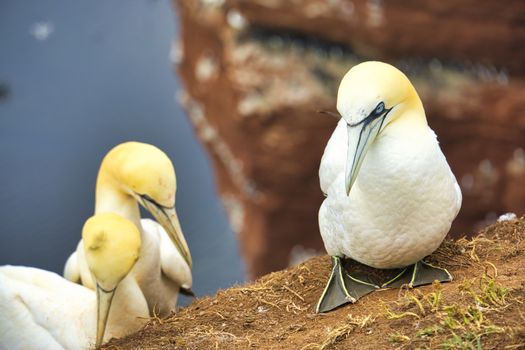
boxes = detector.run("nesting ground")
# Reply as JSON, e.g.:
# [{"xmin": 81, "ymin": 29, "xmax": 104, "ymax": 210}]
[{"xmin": 105, "ymin": 217, "xmax": 525, "ymax": 349}]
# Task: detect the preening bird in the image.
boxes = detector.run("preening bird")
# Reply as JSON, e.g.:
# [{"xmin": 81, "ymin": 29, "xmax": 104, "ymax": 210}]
[
  {"xmin": 0, "ymin": 213, "xmax": 149, "ymax": 350},
  {"xmin": 64, "ymin": 142, "xmax": 193, "ymax": 317},
  {"xmin": 316, "ymin": 61, "xmax": 462, "ymax": 313}
]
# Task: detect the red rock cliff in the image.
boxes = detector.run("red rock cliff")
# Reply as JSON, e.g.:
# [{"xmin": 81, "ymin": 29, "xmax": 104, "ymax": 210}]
[{"xmin": 173, "ymin": 0, "xmax": 525, "ymax": 278}]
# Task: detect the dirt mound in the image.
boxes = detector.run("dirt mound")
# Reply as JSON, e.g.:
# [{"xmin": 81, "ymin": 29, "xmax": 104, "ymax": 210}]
[{"xmin": 105, "ymin": 217, "xmax": 525, "ymax": 349}]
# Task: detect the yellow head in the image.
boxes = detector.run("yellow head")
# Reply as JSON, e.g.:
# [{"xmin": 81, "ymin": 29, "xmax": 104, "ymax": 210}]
[
  {"xmin": 82, "ymin": 212, "xmax": 141, "ymax": 347},
  {"xmin": 97, "ymin": 141, "xmax": 192, "ymax": 269},
  {"xmin": 83, "ymin": 212, "xmax": 141, "ymax": 290},
  {"xmin": 337, "ymin": 61, "xmax": 423, "ymax": 127},
  {"xmin": 336, "ymin": 61, "xmax": 426, "ymax": 195},
  {"xmin": 101, "ymin": 141, "xmax": 176, "ymax": 207}
]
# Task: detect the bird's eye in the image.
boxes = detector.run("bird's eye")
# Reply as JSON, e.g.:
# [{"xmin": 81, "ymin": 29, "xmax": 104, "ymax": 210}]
[{"xmin": 374, "ymin": 102, "xmax": 385, "ymax": 115}]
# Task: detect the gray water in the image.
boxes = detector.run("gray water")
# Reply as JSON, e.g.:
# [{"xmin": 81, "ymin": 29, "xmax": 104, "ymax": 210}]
[{"xmin": 0, "ymin": 0, "xmax": 245, "ymax": 300}]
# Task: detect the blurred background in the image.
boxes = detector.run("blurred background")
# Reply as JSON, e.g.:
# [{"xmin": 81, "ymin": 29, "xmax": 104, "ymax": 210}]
[
  {"xmin": 174, "ymin": 0, "xmax": 525, "ymax": 279},
  {"xmin": 1, "ymin": 0, "xmax": 525, "ymax": 298},
  {"xmin": 0, "ymin": 0, "xmax": 245, "ymax": 300}
]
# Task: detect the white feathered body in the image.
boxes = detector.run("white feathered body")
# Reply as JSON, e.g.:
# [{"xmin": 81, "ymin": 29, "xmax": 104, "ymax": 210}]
[
  {"xmin": 64, "ymin": 218, "xmax": 192, "ymax": 317},
  {"xmin": 319, "ymin": 118, "xmax": 462, "ymax": 269},
  {"xmin": 0, "ymin": 266, "xmax": 148, "ymax": 350}
]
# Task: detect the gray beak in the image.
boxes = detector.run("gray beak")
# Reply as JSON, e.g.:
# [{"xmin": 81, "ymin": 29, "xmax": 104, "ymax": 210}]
[
  {"xmin": 139, "ymin": 195, "xmax": 192, "ymax": 269},
  {"xmin": 95, "ymin": 285, "xmax": 116, "ymax": 348},
  {"xmin": 345, "ymin": 115, "xmax": 387, "ymax": 195}
]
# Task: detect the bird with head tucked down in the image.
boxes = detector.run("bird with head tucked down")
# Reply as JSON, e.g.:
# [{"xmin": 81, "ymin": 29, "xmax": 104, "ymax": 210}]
[
  {"xmin": 64, "ymin": 142, "xmax": 193, "ymax": 318},
  {"xmin": 0, "ymin": 213, "xmax": 148, "ymax": 350},
  {"xmin": 316, "ymin": 61, "xmax": 462, "ymax": 313}
]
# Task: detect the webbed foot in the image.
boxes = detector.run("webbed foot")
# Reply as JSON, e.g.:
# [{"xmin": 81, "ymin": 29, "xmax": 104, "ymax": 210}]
[
  {"xmin": 316, "ymin": 256, "xmax": 379, "ymax": 313},
  {"xmin": 382, "ymin": 260, "xmax": 452, "ymax": 289}
]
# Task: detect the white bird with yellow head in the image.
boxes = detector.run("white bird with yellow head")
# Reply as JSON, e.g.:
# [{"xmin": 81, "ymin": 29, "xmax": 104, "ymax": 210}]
[
  {"xmin": 0, "ymin": 213, "xmax": 148, "ymax": 350},
  {"xmin": 64, "ymin": 142, "xmax": 193, "ymax": 317},
  {"xmin": 316, "ymin": 61, "xmax": 462, "ymax": 313}
]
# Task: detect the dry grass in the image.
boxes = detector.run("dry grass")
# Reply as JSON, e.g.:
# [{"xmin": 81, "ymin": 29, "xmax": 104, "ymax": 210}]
[
  {"xmin": 301, "ymin": 314, "xmax": 375, "ymax": 350},
  {"xmin": 104, "ymin": 216, "xmax": 525, "ymax": 350}
]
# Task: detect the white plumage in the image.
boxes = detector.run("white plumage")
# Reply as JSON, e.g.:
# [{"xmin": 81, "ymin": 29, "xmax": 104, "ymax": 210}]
[
  {"xmin": 319, "ymin": 117, "xmax": 462, "ymax": 268},
  {"xmin": 0, "ymin": 265, "xmax": 148, "ymax": 350},
  {"xmin": 315, "ymin": 61, "xmax": 461, "ymax": 313}
]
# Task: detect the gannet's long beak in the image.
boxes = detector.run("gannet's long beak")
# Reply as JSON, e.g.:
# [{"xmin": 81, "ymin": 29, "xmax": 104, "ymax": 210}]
[
  {"xmin": 138, "ymin": 195, "xmax": 193, "ymax": 269},
  {"xmin": 95, "ymin": 285, "xmax": 116, "ymax": 348},
  {"xmin": 345, "ymin": 115, "xmax": 387, "ymax": 195}
]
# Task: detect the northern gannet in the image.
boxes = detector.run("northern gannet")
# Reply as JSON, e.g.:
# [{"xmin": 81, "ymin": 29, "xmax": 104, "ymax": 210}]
[
  {"xmin": 0, "ymin": 213, "xmax": 148, "ymax": 350},
  {"xmin": 316, "ymin": 61, "xmax": 462, "ymax": 313},
  {"xmin": 64, "ymin": 142, "xmax": 193, "ymax": 317}
]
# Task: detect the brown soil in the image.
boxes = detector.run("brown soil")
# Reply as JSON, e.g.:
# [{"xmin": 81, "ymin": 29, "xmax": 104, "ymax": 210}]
[{"xmin": 105, "ymin": 217, "xmax": 525, "ymax": 349}]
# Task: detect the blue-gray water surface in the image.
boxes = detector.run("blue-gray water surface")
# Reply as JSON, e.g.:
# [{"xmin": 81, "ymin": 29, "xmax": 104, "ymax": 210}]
[{"xmin": 0, "ymin": 0, "xmax": 245, "ymax": 301}]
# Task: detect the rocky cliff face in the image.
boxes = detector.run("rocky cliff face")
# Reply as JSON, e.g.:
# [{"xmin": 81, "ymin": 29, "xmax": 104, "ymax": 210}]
[{"xmin": 173, "ymin": 0, "xmax": 525, "ymax": 278}]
